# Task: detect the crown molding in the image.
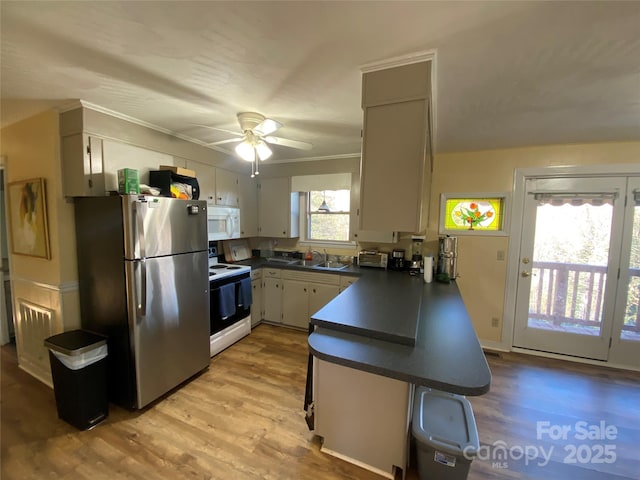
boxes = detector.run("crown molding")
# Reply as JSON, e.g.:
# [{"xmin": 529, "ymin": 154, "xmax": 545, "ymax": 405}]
[
  {"xmin": 57, "ymin": 100, "xmax": 235, "ymax": 154},
  {"xmin": 359, "ymin": 49, "xmax": 436, "ymax": 73},
  {"xmin": 56, "ymin": 100, "xmax": 361, "ymax": 163},
  {"xmin": 265, "ymin": 153, "xmax": 361, "ymax": 164}
]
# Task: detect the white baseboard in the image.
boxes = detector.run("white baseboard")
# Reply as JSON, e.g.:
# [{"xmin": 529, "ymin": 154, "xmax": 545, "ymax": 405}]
[
  {"xmin": 480, "ymin": 339, "xmax": 510, "ymax": 352},
  {"xmin": 320, "ymin": 445, "xmax": 395, "ymax": 480},
  {"xmin": 511, "ymin": 347, "xmax": 640, "ymax": 372}
]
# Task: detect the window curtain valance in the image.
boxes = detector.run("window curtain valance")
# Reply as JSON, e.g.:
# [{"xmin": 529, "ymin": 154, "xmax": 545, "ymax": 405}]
[
  {"xmin": 533, "ymin": 192, "xmax": 617, "ymax": 207},
  {"xmin": 291, "ymin": 173, "xmax": 351, "ymax": 192}
]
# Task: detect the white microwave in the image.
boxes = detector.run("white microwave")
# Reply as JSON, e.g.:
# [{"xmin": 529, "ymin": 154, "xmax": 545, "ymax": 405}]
[{"xmin": 207, "ymin": 206, "xmax": 241, "ymax": 241}]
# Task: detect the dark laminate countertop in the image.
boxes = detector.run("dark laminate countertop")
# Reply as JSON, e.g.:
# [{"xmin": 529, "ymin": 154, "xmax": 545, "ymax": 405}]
[
  {"xmin": 309, "ymin": 280, "xmax": 491, "ymax": 396},
  {"xmin": 238, "ymin": 257, "xmax": 491, "ymax": 396},
  {"xmin": 311, "ymin": 268, "xmax": 423, "ymax": 346}
]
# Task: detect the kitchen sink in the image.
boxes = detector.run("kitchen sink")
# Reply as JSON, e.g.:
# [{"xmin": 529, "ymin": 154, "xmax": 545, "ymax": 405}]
[
  {"xmin": 265, "ymin": 257, "xmax": 349, "ymax": 270},
  {"xmin": 266, "ymin": 257, "xmax": 299, "ymax": 265},
  {"xmin": 312, "ymin": 261, "xmax": 349, "ymax": 271},
  {"xmin": 295, "ymin": 259, "xmax": 321, "ymax": 267}
]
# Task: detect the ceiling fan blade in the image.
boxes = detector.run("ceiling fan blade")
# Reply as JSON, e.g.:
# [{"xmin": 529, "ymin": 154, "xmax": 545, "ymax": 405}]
[
  {"xmin": 254, "ymin": 118, "xmax": 282, "ymax": 136},
  {"xmin": 265, "ymin": 136, "xmax": 313, "ymax": 150},
  {"xmin": 207, "ymin": 137, "xmax": 243, "ymax": 146},
  {"xmin": 192, "ymin": 124, "xmax": 243, "ymax": 136}
]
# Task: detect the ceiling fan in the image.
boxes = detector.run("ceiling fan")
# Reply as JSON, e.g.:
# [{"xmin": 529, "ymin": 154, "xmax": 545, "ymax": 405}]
[{"xmin": 199, "ymin": 112, "xmax": 313, "ymax": 177}]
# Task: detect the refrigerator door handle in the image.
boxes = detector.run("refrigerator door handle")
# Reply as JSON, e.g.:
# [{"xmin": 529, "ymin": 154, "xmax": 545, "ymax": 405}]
[
  {"xmin": 135, "ymin": 200, "xmax": 147, "ymax": 260},
  {"xmin": 135, "ymin": 258, "xmax": 147, "ymax": 317}
]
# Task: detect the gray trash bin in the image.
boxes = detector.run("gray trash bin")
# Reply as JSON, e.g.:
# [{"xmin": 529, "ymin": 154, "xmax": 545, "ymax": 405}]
[
  {"xmin": 44, "ymin": 330, "xmax": 108, "ymax": 430},
  {"xmin": 412, "ymin": 387, "xmax": 479, "ymax": 480}
]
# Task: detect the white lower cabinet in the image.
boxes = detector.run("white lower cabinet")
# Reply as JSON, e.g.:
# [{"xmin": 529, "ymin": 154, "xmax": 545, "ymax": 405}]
[
  {"xmin": 260, "ymin": 268, "xmax": 353, "ymax": 329},
  {"xmin": 251, "ymin": 270, "xmax": 263, "ymax": 327},
  {"xmin": 262, "ymin": 269, "xmax": 283, "ymax": 324},
  {"xmin": 282, "ymin": 280, "xmax": 309, "ymax": 329},
  {"xmin": 309, "ymin": 283, "xmax": 341, "ymax": 318},
  {"xmin": 282, "ymin": 271, "xmax": 340, "ymax": 329}
]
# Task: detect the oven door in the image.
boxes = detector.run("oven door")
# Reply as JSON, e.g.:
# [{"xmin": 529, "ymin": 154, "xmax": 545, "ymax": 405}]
[{"xmin": 209, "ymin": 272, "xmax": 251, "ymax": 335}]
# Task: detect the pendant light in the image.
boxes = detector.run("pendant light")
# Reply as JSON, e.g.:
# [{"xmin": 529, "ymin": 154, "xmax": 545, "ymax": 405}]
[{"xmin": 318, "ymin": 191, "xmax": 330, "ymax": 212}]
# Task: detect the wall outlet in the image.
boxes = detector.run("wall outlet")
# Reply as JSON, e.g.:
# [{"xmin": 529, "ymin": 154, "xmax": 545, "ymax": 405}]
[
  {"xmin": 497, "ymin": 250, "xmax": 505, "ymax": 261},
  {"xmin": 491, "ymin": 317, "xmax": 500, "ymax": 328}
]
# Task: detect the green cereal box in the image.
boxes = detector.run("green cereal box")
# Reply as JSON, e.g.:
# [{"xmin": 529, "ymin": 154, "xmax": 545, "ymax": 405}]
[{"xmin": 118, "ymin": 168, "xmax": 140, "ymax": 194}]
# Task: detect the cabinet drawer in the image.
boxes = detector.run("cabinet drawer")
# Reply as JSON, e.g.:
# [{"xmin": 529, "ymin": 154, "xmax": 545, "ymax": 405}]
[
  {"xmin": 251, "ymin": 269, "xmax": 262, "ymax": 280},
  {"xmin": 282, "ymin": 270, "xmax": 340, "ymax": 285},
  {"xmin": 263, "ymin": 268, "xmax": 282, "ymax": 279}
]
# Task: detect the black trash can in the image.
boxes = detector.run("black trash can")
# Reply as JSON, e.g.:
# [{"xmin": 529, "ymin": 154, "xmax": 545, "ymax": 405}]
[{"xmin": 44, "ymin": 330, "xmax": 108, "ymax": 430}]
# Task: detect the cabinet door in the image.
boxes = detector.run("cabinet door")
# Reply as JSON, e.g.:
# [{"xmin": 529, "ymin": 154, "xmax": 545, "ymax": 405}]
[
  {"xmin": 61, "ymin": 134, "xmax": 104, "ymax": 196},
  {"xmin": 309, "ymin": 283, "xmax": 340, "ymax": 317},
  {"xmin": 360, "ymin": 99, "xmax": 429, "ymax": 232},
  {"xmin": 215, "ymin": 168, "xmax": 239, "ymax": 207},
  {"xmin": 186, "ymin": 160, "xmax": 216, "ymax": 205},
  {"xmin": 263, "ymin": 277, "xmax": 283, "ymax": 323},
  {"xmin": 282, "ymin": 280, "xmax": 310, "ymax": 329},
  {"xmin": 258, "ymin": 177, "xmax": 299, "ymax": 238},
  {"xmin": 362, "ymin": 61, "xmax": 431, "ymax": 106},
  {"xmin": 251, "ymin": 279, "xmax": 263, "ymax": 327},
  {"xmin": 238, "ymin": 175, "xmax": 258, "ymax": 237}
]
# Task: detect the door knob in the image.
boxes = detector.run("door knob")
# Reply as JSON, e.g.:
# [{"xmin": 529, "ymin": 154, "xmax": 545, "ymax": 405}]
[
  {"xmin": 522, "ymin": 258, "xmax": 530, "ymax": 264},
  {"xmin": 521, "ymin": 271, "xmax": 531, "ymax": 277}
]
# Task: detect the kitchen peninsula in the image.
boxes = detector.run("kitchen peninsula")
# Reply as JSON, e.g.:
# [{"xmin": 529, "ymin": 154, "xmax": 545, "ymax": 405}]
[{"xmin": 307, "ymin": 268, "xmax": 491, "ymax": 479}]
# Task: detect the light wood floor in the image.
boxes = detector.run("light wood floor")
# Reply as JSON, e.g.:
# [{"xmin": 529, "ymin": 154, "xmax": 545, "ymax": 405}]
[{"xmin": 2, "ymin": 324, "xmax": 639, "ymax": 479}]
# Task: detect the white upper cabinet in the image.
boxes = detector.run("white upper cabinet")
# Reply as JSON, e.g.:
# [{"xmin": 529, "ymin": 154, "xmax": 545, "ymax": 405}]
[
  {"xmin": 215, "ymin": 168, "xmax": 239, "ymax": 207},
  {"xmin": 61, "ymin": 134, "xmax": 179, "ymax": 197},
  {"xmin": 258, "ymin": 177, "xmax": 300, "ymax": 238},
  {"xmin": 359, "ymin": 61, "xmax": 433, "ymax": 233},
  {"xmin": 238, "ymin": 174, "xmax": 258, "ymax": 237},
  {"xmin": 61, "ymin": 134, "xmax": 104, "ymax": 197},
  {"xmin": 186, "ymin": 160, "xmax": 216, "ymax": 204},
  {"xmin": 184, "ymin": 162, "xmax": 239, "ymax": 207}
]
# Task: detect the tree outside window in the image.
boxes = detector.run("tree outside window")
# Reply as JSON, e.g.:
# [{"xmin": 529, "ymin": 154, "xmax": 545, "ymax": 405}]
[{"xmin": 308, "ymin": 190, "xmax": 350, "ymax": 242}]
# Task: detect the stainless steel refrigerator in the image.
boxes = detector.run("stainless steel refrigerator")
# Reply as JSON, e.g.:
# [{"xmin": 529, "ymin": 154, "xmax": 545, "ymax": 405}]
[{"xmin": 74, "ymin": 195, "xmax": 210, "ymax": 409}]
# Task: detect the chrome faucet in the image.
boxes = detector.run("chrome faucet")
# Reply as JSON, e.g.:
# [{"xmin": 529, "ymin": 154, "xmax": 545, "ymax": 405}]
[{"xmin": 311, "ymin": 250, "xmax": 328, "ymax": 264}]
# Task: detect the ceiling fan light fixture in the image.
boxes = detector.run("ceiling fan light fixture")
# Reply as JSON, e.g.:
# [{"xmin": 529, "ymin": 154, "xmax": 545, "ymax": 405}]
[
  {"xmin": 255, "ymin": 141, "xmax": 272, "ymax": 161},
  {"xmin": 235, "ymin": 141, "xmax": 255, "ymax": 162}
]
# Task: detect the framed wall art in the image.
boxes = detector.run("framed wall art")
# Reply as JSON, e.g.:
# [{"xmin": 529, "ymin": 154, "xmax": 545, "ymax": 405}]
[{"xmin": 7, "ymin": 177, "xmax": 51, "ymax": 259}]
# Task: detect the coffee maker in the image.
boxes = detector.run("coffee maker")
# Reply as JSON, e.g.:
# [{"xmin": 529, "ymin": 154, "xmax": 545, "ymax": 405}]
[
  {"xmin": 390, "ymin": 249, "xmax": 405, "ymax": 270},
  {"xmin": 437, "ymin": 235, "xmax": 458, "ymax": 280},
  {"xmin": 409, "ymin": 238, "xmax": 423, "ymax": 276}
]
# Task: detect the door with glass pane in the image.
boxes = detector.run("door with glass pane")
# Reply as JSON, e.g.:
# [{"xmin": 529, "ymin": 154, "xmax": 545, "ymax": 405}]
[
  {"xmin": 513, "ymin": 177, "xmax": 627, "ymax": 360},
  {"xmin": 609, "ymin": 178, "xmax": 640, "ymax": 367}
]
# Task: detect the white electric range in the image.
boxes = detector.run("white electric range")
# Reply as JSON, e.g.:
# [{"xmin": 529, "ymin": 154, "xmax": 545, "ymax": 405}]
[
  {"xmin": 208, "ymin": 252, "xmax": 252, "ymax": 357},
  {"xmin": 208, "ymin": 262, "xmax": 251, "ymax": 280}
]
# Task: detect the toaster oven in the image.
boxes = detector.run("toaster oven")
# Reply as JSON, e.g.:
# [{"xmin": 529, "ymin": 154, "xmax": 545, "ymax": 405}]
[{"xmin": 357, "ymin": 251, "xmax": 388, "ymax": 269}]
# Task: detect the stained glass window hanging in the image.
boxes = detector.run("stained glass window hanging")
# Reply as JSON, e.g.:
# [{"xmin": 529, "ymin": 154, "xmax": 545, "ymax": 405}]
[{"xmin": 442, "ymin": 196, "xmax": 506, "ymax": 232}]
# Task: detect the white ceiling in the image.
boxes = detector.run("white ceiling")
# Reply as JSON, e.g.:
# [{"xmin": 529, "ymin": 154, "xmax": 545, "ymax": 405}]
[{"xmin": 1, "ymin": 1, "xmax": 639, "ymax": 162}]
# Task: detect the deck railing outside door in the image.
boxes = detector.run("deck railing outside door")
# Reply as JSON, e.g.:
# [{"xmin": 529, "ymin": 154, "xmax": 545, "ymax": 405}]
[{"xmin": 529, "ymin": 261, "xmax": 640, "ymax": 335}]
